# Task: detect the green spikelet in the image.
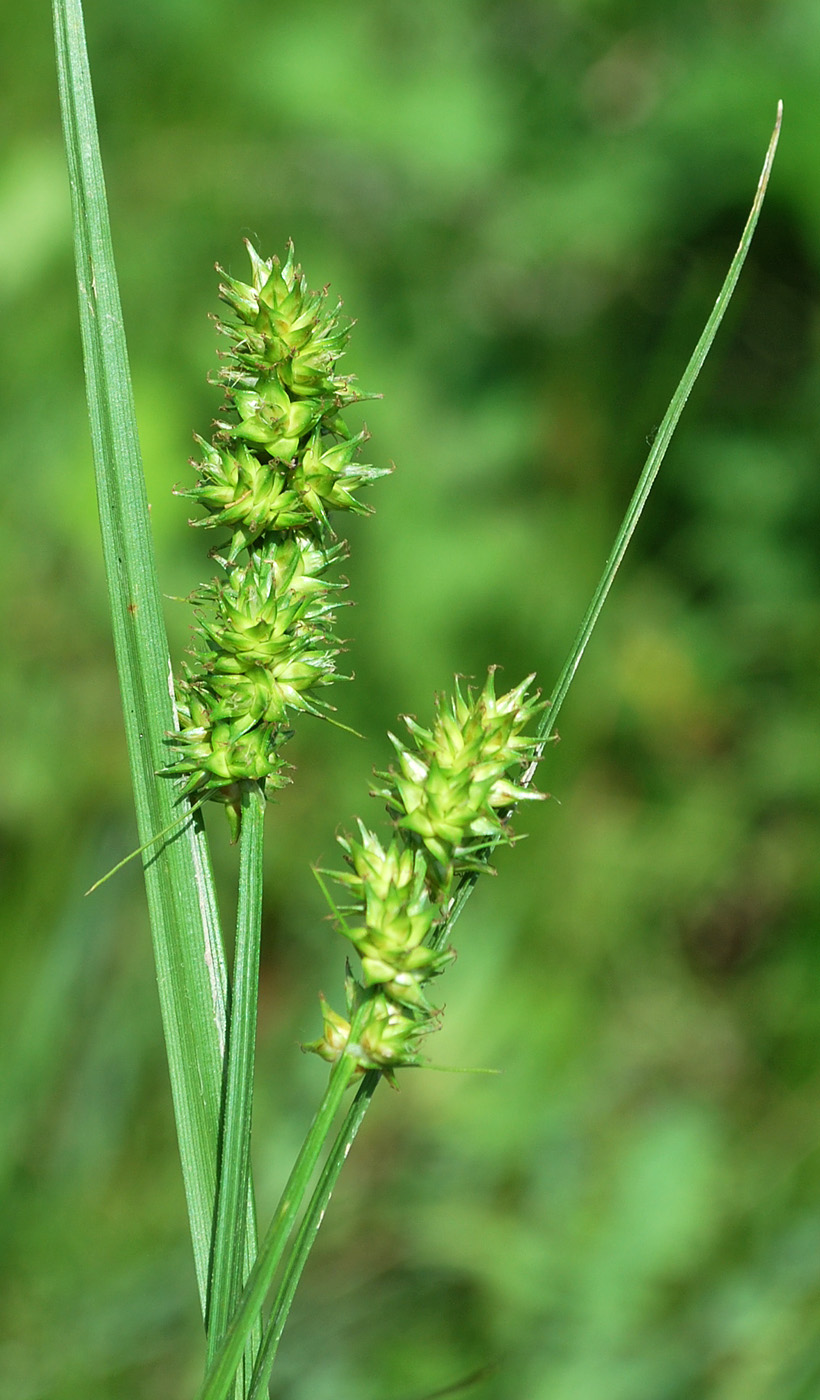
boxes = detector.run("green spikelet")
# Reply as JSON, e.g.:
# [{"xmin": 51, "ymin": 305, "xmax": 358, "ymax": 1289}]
[
  {"xmin": 332, "ymin": 826, "xmax": 447, "ymax": 1002},
  {"xmin": 217, "ymin": 241, "xmax": 357, "ymax": 403},
  {"xmin": 305, "ymin": 674, "xmax": 543, "ymax": 1073},
  {"xmin": 180, "ymin": 438, "xmax": 310, "ymax": 554},
  {"xmin": 376, "ymin": 671, "xmax": 544, "ymax": 884},
  {"xmin": 165, "ymin": 242, "xmax": 385, "ymax": 828}
]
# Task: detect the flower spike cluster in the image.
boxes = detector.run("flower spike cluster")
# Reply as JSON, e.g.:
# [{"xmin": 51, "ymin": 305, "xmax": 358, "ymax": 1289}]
[
  {"xmin": 165, "ymin": 243, "xmax": 387, "ymax": 832},
  {"xmin": 305, "ymin": 672, "xmax": 544, "ymax": 1077}
]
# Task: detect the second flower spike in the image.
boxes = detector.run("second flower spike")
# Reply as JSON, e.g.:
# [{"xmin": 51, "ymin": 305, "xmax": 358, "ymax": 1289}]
[{"xmin": 306, "ymin": 672, "xmax": 544, "ymax": 1075}]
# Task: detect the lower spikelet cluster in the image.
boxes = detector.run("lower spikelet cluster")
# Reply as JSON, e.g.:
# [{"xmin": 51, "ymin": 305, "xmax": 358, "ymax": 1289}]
[
  {"xmin": 304, "ymin": 673, "xmax": 543, "ymax": 1076},
  {"xmin": 164, "ymin": 242, "xmax": 387, "ymax": 832}
]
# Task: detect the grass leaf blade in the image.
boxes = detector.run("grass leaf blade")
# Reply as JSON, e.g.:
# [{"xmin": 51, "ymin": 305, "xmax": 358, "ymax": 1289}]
[
  {"xmin": 537, "ymin": 101, "xmax": 783, "ymax": 747},
  {"xmin": 52, "ymin": 0, "xmax": 257, "ymax": 1314}
]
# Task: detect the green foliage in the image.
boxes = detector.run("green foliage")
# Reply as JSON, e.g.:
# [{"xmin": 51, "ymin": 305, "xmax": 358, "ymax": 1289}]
[{"xmin": 4, "ymin": 2, "xmax": 820, "ymax": 1399}]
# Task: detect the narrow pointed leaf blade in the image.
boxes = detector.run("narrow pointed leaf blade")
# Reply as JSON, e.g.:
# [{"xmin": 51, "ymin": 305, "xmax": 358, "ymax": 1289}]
[
  {"xmin": 53, "ymin": 0, "xmax": 258, "ymax": 1314},
  {"xmin": 539, "ymin": 103, "xmax": 783, "ymax": 744}
]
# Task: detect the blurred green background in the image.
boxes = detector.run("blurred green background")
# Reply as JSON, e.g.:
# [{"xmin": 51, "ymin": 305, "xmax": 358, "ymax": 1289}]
[{"xmin": 3, "ymin": 2, "xmax": 820, "ymax": 1397}]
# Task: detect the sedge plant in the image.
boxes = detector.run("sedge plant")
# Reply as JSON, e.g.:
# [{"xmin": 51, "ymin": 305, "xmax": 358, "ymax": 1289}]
[{"xmin": 52, "ymin": 0, "xmax": 781, "ymax": 1394}]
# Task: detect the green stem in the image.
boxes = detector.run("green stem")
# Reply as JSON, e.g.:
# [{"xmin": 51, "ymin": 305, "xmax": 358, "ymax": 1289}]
[
  {"xmin": 207, "ymin": 784, "xmax": 265, "ymax": 1387},
  {"xmin": 196, "ymin": 1050, "xmax": 358, "ymax": 1400},
  {"xmin": 247, "ymin": 1072, "xmax": 378, "ymax": 1400}
]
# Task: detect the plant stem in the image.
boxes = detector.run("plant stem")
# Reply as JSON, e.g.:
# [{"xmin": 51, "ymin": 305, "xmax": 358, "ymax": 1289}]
[
  {"xmin": 247, "ymin": 1072, "xmax": 378, "ymax": 1399},
  {"xmin": 197, "ymin": 1050, "xmax": 358, "ymax": 1400},
  {"xmin": 207, "ymin": 784, "xmax": 265, "ymax": 1387}
]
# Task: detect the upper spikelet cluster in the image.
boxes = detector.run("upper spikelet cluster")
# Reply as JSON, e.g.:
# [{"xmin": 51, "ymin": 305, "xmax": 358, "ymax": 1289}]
[
  {"xmin": 305, "ymin": 672, "xmax": 543, "ymax": 1076},
  {"xmin": 165, "ymin": 243, "xmax": 387, "ymax": 831}
]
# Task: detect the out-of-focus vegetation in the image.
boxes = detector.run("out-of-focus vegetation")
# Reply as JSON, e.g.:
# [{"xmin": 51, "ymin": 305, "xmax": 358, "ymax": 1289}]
[{"xmin": 2, "ymin": 2, "xmax": 820, "ymax": 1397}]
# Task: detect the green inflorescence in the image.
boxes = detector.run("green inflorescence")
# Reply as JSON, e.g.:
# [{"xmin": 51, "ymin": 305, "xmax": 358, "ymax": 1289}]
[
  {"xmin": 165, "ymin": 242, "xmax": 388, "ymax": 833},
  {"xmin": 305, "ymin": 672, "xmax": 544, "ymax": 1076}
]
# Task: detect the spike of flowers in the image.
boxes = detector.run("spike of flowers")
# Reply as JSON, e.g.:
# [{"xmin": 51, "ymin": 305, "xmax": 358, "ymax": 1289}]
[
  {"xmin": 165, "ymin": 242, "xmax": 387, "ymax": 830},
  {"xmin": 304, "ymin": 672, "xmax": 544, "ymax": 1076}
]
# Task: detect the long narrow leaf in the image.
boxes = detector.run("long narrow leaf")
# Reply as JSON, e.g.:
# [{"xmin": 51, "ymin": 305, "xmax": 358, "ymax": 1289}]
[
  {"xmin": 52, "ymin": 0, "xmax": 258, "ymax": 1313},
  {"xmin": 444, "ymin": 101, "xmax": 783, "ymax": 941},
  {"xmin": 533, "ymin": 102, "xmax": 783, "ymax": 751}
]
